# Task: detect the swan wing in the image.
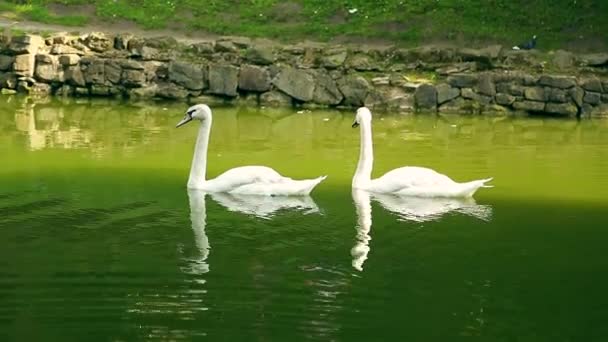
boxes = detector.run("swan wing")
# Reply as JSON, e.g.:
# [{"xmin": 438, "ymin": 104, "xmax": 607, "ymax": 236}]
[
  {"xmin": 204, "ymin": 166, "xmax": 288, "ymax": 192},
  {"xmin": 229, "ymin": 176, "xmax": 327, "ymax": 196},
  {"xmin": 370, "ymin": 166, "xmax": 456, "ymax": 193}
]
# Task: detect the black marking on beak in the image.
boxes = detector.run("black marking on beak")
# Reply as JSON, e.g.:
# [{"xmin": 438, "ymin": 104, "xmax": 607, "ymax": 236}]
[
  {"xmin": 176, "ymin": 113, "xmax": 193, "ymax": 128},
  {"xmin": 352, "ymin": 122, "xmax": 360, "ymax": 128}
]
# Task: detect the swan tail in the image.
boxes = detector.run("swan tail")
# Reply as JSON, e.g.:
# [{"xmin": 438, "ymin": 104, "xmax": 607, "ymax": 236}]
[
  {"xmin": 457, "ymin": 177, "xmax": 493, "ymax": 197},
  {"xmin": 294, "ymin": 175, "xmax": 327, "ymax": 195}
]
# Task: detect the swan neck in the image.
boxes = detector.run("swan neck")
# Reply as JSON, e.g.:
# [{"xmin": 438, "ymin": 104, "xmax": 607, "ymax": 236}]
[
  {"xmin": 188, "ymin": 119, "xmax": 212, "ymax": 187},
  {"xmin": 353, "ymin": 121, "xmax": 373, "ymax": 188}
]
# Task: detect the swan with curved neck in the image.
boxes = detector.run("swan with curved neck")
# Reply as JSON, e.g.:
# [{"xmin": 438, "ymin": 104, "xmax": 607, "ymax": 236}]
[
  {"xmin": 177, "ymin": 104, "xmax": 326, "ymax": 196},
  {"xmin": 351, "ymin": 107, "xmax": 492, "ymax": 197}
]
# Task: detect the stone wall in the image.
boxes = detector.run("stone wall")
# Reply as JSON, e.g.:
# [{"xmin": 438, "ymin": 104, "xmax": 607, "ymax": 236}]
[{"xmin": 1, "ymin": 32, "xmax": 607, "ymax": 117}]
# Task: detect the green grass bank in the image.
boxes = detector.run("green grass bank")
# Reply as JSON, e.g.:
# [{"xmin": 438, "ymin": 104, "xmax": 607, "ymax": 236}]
[{"xmin": 0, "ymin": 0, "xmax": 607, "ymax": 51}]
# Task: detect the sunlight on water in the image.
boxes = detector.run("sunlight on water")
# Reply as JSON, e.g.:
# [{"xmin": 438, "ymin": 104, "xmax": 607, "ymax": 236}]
[{"xmin": 1, "ymin": 96, "xmax": 607, "ymax": 341}]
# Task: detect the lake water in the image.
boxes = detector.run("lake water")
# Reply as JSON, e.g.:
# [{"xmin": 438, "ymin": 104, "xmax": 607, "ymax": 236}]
[{"xmin": 1, "ymin": 96, "xmax": 607, "ymax": 341}]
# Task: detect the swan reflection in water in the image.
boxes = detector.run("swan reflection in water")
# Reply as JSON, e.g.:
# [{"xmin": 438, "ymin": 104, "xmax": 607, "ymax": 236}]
[
  {"xmin": 184, "ymin": 189, "xmax": 322, "ymax": 274},
  {"xmin": 351, "ymin": 189, "xmax": 492, "ymax": 271}
]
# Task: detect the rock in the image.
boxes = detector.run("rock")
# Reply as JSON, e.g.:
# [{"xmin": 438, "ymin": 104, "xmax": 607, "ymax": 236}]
[
  {"xmin": 513, "ymin": 100, "xmax": 545, "ymax": 112},
  {"xmin": 34, "ymin": 54, "xmax": 63, "ymax": 82},
  {"xmin": 114, "ymin": 33, "xmax": 134, "ymax": 50},
  {"xmin": 479, "ymin": 45, "xmax": 503, "ymax": 60},
  {"xmin": 581, "ymin": 78, "xmax": 603, "ymax": 93},
  {"xmin": 337, "ymin": 75, "xmax": 370, "ymax": 107},
  {"xmin": 225, "ymin": 36, "xmax": 252, "ymax": 49},
  {"xmin": 12, "ymin": 54, "xmax": 35, "ymax": 77},
  {"xmin": 436, "ymin": 83, "xmax": 460, "ymax": 104},
  {"xmin": 0, "ymin": 72, "xmax": 18, "ymax": 89},
  {"xmin": 321, "ymin": 49, "xmax": 347, "ymax": 69},
  {"xmin": 1, "ymin": 88, "xmax": 17, "ymax": 95},
  {"xmin": 311, "ymin": 70, "xmax": 343, "ymax": 105},
  {"xmin": 580, "ymin": 53, "xmax": 608, "ymax": 67},
  {"xmin": 371, "ymin": 76, "xmax": 390, "ymax": 86},
  {"xmin": 156, "ymin": 82, "xmax": 189, "ymax": 99},
  {"xmin": 552, "ymin": 50, "xmax": 575, "ymax": 70},
  {"xmin": 238, "ymin": 64, "xmax": 271, "ymax": 92},
  {"xmin": 144, "ymin": 36, "xmax": 178, "ymax": 49},
  {"xmin": 272, "ymin": 67, "xmax": 315, "ymax": 102},
  {"xmin": 260, "ymin": 90, "xmax": 292, "ymax": 106},
  {"xmin": 507, "ymin": 84, "xmax": 525, "ymax": 96},
  {"xmin": 215, "ymin": 40, "xmax": 237, "ymax": 53},
  {"xmin": 168, "ymin": 61, "xmax": 206, "ymax": 90},
  {"xmin": 414, "ymin": 84, "xmax": 437, "ymax": 110},
  {"xmin": 495, "ymin": 93, "xmax": 516, "ymax": 106},
  {"xmin": 0, "ymin": 88, "xmax": 17, "ymax": 95},
  {"xmin": 74, "ymin": 87, "xmax": 89, "ymax": 96},
  {"xmin": 55, "ymin": 85, "xmax": 73, "ymax": 96},
  {"xmin": 447, "ymin": 73, "xmax": 478, "ymax": 88},
  {"xmin": 128, "ymin": 85, "xmax": 157, "ymax": 98},
  {"xmin": 583, "ymin": 92, "xmax": 601, "ymax": 105},
  {"xmin": 439, "ymin": 97, "xmax": 480, "ymax": 114},
  {"xmin": 190, "ymin": 41, "xmax": 215, "ymax": 54},
  {"xmin": 477, "ymin": 73, "xmax": 495, "ymax": 96},
  {"xmin": 91, "ymin": 85, "xmax": 120, "ymax": 96},
  {"xmin": 546, "ymin": 88, "xmax": 568, "ymax": 103},
  {"xmin": 545, "ymin": 103, "xmax": 578, "ymax": 117},
  {"xmin": 524, "ymin": 87, "xmax": 546, "ymax": 101},
  {"xmin": 244, "ymin": 44, "xmax": 276, "ymax": 65},
  {"xmin": 50, "ymin": 44, "xmax": 85, "ymax": 55},
  {"xmin": 461, "ymin": 88, "xmax": 475, "ymax": 99},
  {"xmin": 120, "ymin": 59, "xmax": 145, "ymax": 70},
  {"xmin": 58, "ymin": 54, "xmax": 80, "ymax": 66},
  {"xmin": 121, "ymin": 69, "xmax": 146, "ymax": 87},
  {"xmin": 143, "ymin": 61, "xmax": 164, "ymax": 82},
  {"xmin": 82, "ymin": 58, "xmax": 105, "ymax": 85},
  {"xmin": 8, "ymin": 34, "xmax": 43, "ymax": 54},
  {"xmin": 602, "ymin": 94, "xmax": 608, "ymax": 104},
  {"xmin": 346, "ymin": 53, "xmax": 380, "ymax": 71},
  {"xmin": 538, "ymin": 75, "xmax": 576, "ymax": 89},
  {"xmin": 81, "ymin": 32, "xmax": 113, "ymax": 53},
  {"xmin": 207, "ymin": 64, "xmax": 239, "ymax": 97},
  {"xmin": 189, "ymin": 94, "xmax": 231, "ymax": 106},
  {"xmin": 568, "ymin": 87, "xmax": 584, "ymax": 107},
  {"xmin": 365, "ymin": 86, "xmax": 413, "ymax": 111},
  {"xmin": 64, "ymin": 66, "xmax": 86, "ymax": 87},
  {"xmin": 104, "ymin": 61, "xmax": 122, "ymax": 84},
  {"xmin": 603, "ymin": 81, "xmax": 608, "ymax": 94},
  {"xmin": 0, "ymin": 55, "xmax": 13, "ymax": 71}
]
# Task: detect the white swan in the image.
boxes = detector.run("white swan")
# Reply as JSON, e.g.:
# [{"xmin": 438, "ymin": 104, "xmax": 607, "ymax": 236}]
[
  {"xmin": 351, "ymin": 107, "xmax": 492, "ymax": 197},
  {"xmin": 177, "ymin": 104, "xmax": 327, "ymax": 195}
]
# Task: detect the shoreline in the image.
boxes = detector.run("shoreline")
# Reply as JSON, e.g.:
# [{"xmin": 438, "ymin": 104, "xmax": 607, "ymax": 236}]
[{"xmin": 1, "ymin": 30, "xmax": 607, "ymax": 118}]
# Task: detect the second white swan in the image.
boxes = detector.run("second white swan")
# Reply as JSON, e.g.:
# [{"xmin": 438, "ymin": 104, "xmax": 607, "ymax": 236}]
[
  {"xmin": 351, "ymin": 107, "xmax": 492, "ymax": 197},
  {"xmin": 177, "ymin": 104, "xmax": 326, "ymax": 195}
]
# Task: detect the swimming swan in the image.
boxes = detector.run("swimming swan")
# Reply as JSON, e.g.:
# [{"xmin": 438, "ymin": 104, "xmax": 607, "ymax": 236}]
[
  {"xmin": 351, "ymin": 107, "xmax": 492, "ymax": 197},
  {"xmin": 177, "ymin": 104, "xmax": 326, "ymax": 195}
]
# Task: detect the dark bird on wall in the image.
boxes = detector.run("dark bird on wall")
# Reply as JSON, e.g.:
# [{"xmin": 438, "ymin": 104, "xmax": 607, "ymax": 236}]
[{"xmin": 512, "ymin": 35, "xmax": 537, "ymax": 50}]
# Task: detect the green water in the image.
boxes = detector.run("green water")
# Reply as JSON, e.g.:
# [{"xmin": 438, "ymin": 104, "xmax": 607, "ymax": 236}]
[{"xmin": 1, "ymin": 96, "xmax": 608, "ymax": 341}]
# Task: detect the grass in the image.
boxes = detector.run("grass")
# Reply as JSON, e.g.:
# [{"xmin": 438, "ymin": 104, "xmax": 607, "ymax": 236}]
[{"xmin": 1, "ymin": 0, "xmax": 607, "ymax": 50}]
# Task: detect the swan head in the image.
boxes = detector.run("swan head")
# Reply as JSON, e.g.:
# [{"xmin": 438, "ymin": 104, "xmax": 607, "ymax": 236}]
[
  {"xmin": 176, "ymin": 104, "xmax": 212, "ymax": 128},
  {"xmin": 352, "ymin": 107, "xmax": 372, "ymax": 128}
]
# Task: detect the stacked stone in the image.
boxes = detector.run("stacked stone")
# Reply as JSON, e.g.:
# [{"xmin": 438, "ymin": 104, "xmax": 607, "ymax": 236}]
[{"xmin": 1, "ymin": 31, "xmax": 607, "ymax": 117}]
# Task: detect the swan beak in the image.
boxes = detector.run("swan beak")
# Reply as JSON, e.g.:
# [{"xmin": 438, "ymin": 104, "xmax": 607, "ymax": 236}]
[
  {"xmin": 176, "ymin": 115, "xmax": 193, "ymax": 128},
  {"xmin": 352, "ymin": 121, "xmax": 360, "ymax": 128}
]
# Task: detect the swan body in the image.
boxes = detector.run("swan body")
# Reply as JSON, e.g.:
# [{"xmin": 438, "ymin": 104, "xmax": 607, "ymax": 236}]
[
  {"xmin": 351, "ymin": 107, "xmax": 492, "ymax": 198},
  {"xmin": 177, "ymin": 104, "xmax": 326, "ymax": 196}
]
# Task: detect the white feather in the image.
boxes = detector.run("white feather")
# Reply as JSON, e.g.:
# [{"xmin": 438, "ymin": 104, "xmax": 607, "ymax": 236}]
[
  {"xmin": 351, "ymin": 107, "xmax": 492, "ymax": 198},
  {"xmin": 179, "ymin": 104, "xmax": 326, "ymax": 196}
]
